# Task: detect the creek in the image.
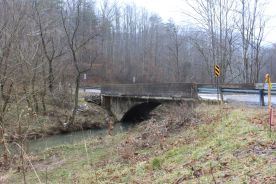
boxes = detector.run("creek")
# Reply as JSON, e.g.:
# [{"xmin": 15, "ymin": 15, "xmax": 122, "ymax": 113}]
[{"xmin": 0, "ymin": 123, "xmax": 132, "ymax": 154}]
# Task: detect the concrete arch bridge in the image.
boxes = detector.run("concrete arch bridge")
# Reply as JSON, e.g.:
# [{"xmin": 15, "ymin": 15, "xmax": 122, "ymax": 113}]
[{"xmin": 100, "ymin": 83, "xmax": 198, "ymax": 122}]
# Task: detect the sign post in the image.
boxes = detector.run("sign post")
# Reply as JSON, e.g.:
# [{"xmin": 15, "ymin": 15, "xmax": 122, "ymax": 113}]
[
  {"xmin": 214, "ymin": 64, "xmax": 221, "ymax": 102},
  {"xmin": 265, "ymin": 73, "xmax": 273, "ymax": 136}
]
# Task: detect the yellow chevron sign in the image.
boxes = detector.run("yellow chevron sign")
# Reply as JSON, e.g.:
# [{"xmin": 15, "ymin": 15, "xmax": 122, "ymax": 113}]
[{"xmin": 214, "ymin": 65, "xmax": 220, "ymax": 77}]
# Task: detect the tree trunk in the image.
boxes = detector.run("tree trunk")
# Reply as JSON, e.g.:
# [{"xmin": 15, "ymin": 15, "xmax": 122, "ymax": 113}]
[
  {"xmin": 48, "ymin": 60, "xmax": 54, "ymax": 93},
  {"xmin": 69, "ymin": 73, "xmax": 81, "ymax": 125}
]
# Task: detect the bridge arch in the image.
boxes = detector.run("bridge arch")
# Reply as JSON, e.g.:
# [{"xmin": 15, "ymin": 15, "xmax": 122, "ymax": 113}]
[{"xmin": 121, "ymin": 101, "xmax": 161, "ymax": 122}]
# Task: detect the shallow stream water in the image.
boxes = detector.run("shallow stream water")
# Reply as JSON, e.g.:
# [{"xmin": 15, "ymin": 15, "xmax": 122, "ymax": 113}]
[{"xmin": 0, "ymin": 123, "xmax": 132, "ymax": 154}]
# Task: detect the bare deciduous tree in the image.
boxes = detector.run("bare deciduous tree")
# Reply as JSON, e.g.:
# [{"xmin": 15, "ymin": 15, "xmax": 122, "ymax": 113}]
[{"xmin": 61, "ymin": 0, "xmax": 98, "ymax": 126}]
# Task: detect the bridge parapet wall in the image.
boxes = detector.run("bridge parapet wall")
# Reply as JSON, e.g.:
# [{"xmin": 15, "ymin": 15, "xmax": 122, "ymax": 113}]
[{"xmin": 101, "ymin": 83, "xmax": 198, "ymax": 99}]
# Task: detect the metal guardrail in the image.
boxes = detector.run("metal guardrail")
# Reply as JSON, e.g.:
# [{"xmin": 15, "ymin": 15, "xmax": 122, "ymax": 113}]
[
  {"xmin": 198, "ymin": 85, "xmax": 276, "ymax": 106},
  {"xmin": 198, "ymin": 88, "xmax": 276, "ymax": 95},
  {"xmin": 198, "ymin": 87, "xmax": 276, "ymax": 95},
  {"xmin": 255, "ymin": 83, "xmax": 276, "ymax": 90}
]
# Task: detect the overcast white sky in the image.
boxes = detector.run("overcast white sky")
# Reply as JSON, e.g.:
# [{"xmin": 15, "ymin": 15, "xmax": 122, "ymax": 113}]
[{"xmin": 120, "ymin": 0, "xmax": 276, "ymax": 45}]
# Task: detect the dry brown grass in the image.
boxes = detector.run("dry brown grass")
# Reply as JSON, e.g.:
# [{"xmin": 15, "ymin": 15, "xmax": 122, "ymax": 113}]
[{"xmin": 117, "ymin": 103, "xmax": 195, "ymax": 162}]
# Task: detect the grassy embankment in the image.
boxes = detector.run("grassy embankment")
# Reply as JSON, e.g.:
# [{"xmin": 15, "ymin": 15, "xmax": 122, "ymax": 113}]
[{"xmin": 2, "ymin": 104, "xmax": 276, "ymax": 183}]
